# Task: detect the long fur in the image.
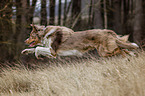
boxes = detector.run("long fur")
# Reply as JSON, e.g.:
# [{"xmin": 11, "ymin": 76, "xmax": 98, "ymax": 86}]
[{"xmin": 22, "ymin": 25, "xmax": 139, "ymax": 59}]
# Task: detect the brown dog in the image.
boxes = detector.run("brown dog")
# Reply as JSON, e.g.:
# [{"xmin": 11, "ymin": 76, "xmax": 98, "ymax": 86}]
[
  {"xmin": 22, "ymin": 25, "xmax": 139, "ymax": 59},
  {"xmin": 22, "ymin": 24, "xmax": 74, "ymax": 59}
]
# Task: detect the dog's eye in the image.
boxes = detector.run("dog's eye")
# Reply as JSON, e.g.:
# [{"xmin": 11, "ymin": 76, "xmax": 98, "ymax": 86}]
[
  {"xmin": 31, "ymin": 33, "xmax": 36, "ymax": 37},
  {"xmin": 31, "ymin": 35, "xmax": 37, "ymax": 39}
]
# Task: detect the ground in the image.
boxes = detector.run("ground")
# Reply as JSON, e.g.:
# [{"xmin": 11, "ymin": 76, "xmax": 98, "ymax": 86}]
[{"xmin": 0, "ymin": 51, "xmax": 145, "ymax": 96}]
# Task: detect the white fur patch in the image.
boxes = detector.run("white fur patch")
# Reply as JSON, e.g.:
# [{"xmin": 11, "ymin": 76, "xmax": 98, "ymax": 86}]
[
  {"xmin": 35, "ymin": 46, "xmax": 53, "ymax": 58},
  {"xmin": 58, "ymin": 50, "xmax": 83, "ymax": 56},
  {"xmin": 43, "ymin": 37, "xmax": 52, "ymax": 48},
  {"xmin": 48, "ymin": 37, "xmax": 52, "ymax": 48},
  {"xmin": 131, "ymin": 43, "xmax": 139, "ymax": 48},
  {"xmin": 44, "ymin": 28, "xmax": 57, "ymax": 38}
]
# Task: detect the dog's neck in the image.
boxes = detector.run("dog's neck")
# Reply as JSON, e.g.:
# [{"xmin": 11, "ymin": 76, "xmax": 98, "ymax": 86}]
[{"xmin": 37, "ymin": 27, "xmax": 47, "ymax": 37}]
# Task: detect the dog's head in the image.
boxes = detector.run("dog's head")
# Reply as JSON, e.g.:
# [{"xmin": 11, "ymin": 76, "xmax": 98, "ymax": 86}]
[{"xmin": 25, "ymin": 24, "xmax": 45, "ymax": 47}]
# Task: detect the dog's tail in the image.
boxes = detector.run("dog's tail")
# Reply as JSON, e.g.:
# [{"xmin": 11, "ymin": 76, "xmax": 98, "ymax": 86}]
[{"xmin": 116, "ymin": 39, "xmax": 139, "ymax": 49}]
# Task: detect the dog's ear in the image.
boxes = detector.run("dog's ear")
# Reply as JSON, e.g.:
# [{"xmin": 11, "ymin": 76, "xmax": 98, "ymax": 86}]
[{"xmin": 30, "ymin": 23, "xmax": 38, "ymax": 32}]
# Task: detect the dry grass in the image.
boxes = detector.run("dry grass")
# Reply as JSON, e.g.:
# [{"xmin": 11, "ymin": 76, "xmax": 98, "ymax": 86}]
[{"xmin": 0, "ymin": 51, "xmax": 145, "ymax": 96}]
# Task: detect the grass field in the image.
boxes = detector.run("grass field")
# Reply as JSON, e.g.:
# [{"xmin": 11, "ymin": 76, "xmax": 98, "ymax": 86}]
[{"xmin": 0, "ymin": 51, "xmax": 145, "ymax": 96}]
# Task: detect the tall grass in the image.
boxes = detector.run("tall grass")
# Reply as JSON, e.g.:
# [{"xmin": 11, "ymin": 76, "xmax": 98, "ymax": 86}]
[{"xmin": 0, "ymin": 52, "xmax": 145, "ymax": 96}]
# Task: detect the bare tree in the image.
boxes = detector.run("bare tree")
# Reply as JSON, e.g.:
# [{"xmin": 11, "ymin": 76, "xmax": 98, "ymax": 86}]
[
  {"xmin": 0, "ymin": 0, "xmax": 13, "ymax": 61},
  {"xmin": 41, "ymin": 0, "xmax": 47, "ymax": 26},
  {"xmin": 64, "ymin": 0, "xmax": 72, "ymax": 26},
  {"xmin": 49, "ymin": 0, "xmax": 56, "ymax": 25},
  {"xmin": 113, "ymin": 0, "xmax": 122, "ymax": 34},
  {"xmin": 93, "ymin": 0, "xmax": 103, "ymax": 29},
  {"xmin": 107, "ymin": 0, "xmax": 113, "ymax": 30},
  {"xmin": 14, "ymin": 0, "xmax": 37, "ymax": 42},
  {"xmin": 27, "ymin": 0, "xmax": 37, "ymax": 24},
  {"xmin": 13, "ymin": 0, "xmax": 22, "ymax": 58},
  {"xmin": 13, "ymin": 0, "xmax": 37, "ymax": 60},
  {"xmin": 71, "ymin": 0, "xmax": 81, "ymax": 30},
  {"xmin": 63, "ymin": 0, "xmax": 67, "ymax": 25},
  {"xmin": 133, "ymin": 0, "xmax": 143, "ymax": 45},
  {"xmin": 21, "ymin": 0, "xmax": 27, "ymax": 40},
  {"xmin": 58, "ymin": 0, "xmax": 62, "ymax": 25},
  {"xmin": 88, "ymin": 0, "xmax": 93, "ymax": 28},
  {"xmin": 103, "ymin": 0, "xmax": 107, "ymax": 29},
  {"xmin": 122, "ymin": 0, "xmax": 132, "ymax": 35}
]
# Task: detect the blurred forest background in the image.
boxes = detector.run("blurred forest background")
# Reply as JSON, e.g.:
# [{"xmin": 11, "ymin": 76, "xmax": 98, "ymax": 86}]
[{"xmin": 0, "ymin": 0, "xmax": 145, "ymax": 62}]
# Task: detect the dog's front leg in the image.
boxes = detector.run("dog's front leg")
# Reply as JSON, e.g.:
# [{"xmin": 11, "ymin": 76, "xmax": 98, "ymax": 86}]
[
  {"xmin": 21, "ymin": 48, "xmax": 35, "ymax": 55},
  {"xmin": 35, "ymin": 46, "xmax": 56, "ymax": 59}
]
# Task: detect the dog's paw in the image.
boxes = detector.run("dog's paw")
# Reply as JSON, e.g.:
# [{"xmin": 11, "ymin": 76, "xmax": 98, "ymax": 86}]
[
  {"xmin": 21, "ymin": 48, "xmax": 35, "ymax": 55},
  {"xmin": 21, "ymin": 49, "xmax": 29, "ymax": 55}
]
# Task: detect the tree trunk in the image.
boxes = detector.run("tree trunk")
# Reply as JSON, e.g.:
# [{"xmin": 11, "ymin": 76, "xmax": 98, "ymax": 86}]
[
  {"xmin": 41, "ymin": 0, "xmax": 47, "ymax": 26},
  {"xmin": 20, "ymin": 0, "xmax": 27, "ymax": 42},
  {"xmin": 104, "ymin": 0, "xmax": 107, "ymax": 29},
  {"xmin": 113, "ymin": 0, "xmax": 122, "ymax": 34},
  {"xmin": 63, "ymin": 0, "xmax": 67, "ymax": 25},
  {"xmin": 14, "ymin": 0, "xmax": 28, "ymax": 59},
  {"xmin": 122, "ymin": 0, "xmax": 130, "ymax": 35},
  {"xmin": 64, "ymin": 0, "xmax": 72, "ymax": 27},
  {"xmin": 107, "ymin": 0, "xmax": 113, "ymax": 30},
  {"xmin": 0, "ymin": 0, "xmax": 13, "ymax": 61},
  {"xmin": 88, "ymin": 0, "xmax": 93, "ymax": 28},
  {"xmin": 142, "ymin": 0, "xmax": 145, "ymax": 41},
  {"xmin": 93, "ymin": 0, "xmax": 103, "ymax": 29},
  {"xmin": 49, "ymin": 0, "xmax": 55, "ymax": 25},
  {"xmin": 58, "ymin": 0, "xmax": 61, "ymax": 25},
  {"xmin": 133, "ymin": 0, "xmax": 143, "ymax": 45},
  {"xmin": 27, "ymin": 0, "xmax": 37, "ymax": 25},
  {"xmin": 71, "ymin": 0, "xmax": 81, "ymax": 30},
  {"xmin": 12, "ymin": 0, "xmax": 22, "ymax": 59}
]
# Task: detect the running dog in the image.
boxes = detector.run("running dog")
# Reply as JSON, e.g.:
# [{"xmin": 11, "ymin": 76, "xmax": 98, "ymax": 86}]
[
  {"xmin": 21, "ymin": 25, "xmax": 139, "ymax": 59},
  {"xmin": 22, "ymin": 24, "xmax": 74, "ymax": 59}
]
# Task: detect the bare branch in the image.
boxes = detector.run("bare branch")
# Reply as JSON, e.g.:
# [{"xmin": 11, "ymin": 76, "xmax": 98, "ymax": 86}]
[{"xmin": 0, "ymin": 4, "xmax": 8, "ymax": 12}]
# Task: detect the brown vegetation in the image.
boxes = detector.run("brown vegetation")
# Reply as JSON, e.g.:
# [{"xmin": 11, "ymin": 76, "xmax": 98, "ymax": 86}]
[{"xmin": 0, "ymin": 51, "xmax": 145, "ymax": 96}]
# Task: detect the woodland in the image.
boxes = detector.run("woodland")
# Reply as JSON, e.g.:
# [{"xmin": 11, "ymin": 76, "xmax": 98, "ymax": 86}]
[{"xmin": 0, "ymin": 0, "xmax": 145, "ymax": 62}]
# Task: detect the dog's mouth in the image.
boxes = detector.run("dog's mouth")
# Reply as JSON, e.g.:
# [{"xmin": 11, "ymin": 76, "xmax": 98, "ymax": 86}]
[{"xmin": 29, "ymin": 41, "xmax": 36, "ymax": 47}]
